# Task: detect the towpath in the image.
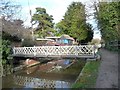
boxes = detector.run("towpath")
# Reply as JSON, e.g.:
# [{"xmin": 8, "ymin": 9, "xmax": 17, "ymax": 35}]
[{"xmin": 95, "ymin": 48, "xmax": 118, "ymax": 88}]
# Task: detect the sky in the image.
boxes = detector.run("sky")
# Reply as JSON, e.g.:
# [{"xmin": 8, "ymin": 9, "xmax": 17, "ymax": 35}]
[
  {"xmin": 17, "ymin": 0, "xmax": 94, "ymax": 26},
  {"xmin": 16, "ymin": 0, "xmax": 101, "ymax": 39}
]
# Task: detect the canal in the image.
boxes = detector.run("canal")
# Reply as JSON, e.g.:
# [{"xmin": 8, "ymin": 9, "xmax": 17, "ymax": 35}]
[{"xmin": 2, "ymin": 58, "xmax": 86, "ymax": 89}]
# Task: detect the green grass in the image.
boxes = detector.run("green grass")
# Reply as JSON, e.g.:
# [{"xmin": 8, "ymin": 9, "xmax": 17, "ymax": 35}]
[{"xmin": 72, "ymin": 60, "xmax": 101, "ymax": 88}]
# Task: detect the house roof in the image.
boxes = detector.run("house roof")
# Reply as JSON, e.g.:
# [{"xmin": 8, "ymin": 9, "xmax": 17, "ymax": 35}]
[
  {"xmin": 45, "ymin": 36, "xmax": 60, "ymax": 39},
  {"xmin": 60, "ymin": 34, "xmax": 74, "ymax": 40},
  {"xmin": 36, "ymin": 35, "xmax": 74, "ymax": 41},
  {"xmin": 36, "ymin": 38, "xmax": 54, "ymax": 41}
]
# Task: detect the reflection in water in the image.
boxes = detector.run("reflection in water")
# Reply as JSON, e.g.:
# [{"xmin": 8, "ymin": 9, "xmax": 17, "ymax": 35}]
[
  {"xmin": 26, "ymin": 65, "xmax": 38, "ymax": 74},
  {"xmin": 64, "ymin": 59, "xmax": 70, "ymax": 65},
  {"xmin": 13, "ymin": 75, "xmax": 71, "ymax": 88}
]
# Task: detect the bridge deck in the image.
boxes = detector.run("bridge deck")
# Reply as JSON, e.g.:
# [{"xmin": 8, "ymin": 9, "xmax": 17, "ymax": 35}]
[{"xmin": 12, "ymin": 54, "xmax": 95, "ymax": 58}]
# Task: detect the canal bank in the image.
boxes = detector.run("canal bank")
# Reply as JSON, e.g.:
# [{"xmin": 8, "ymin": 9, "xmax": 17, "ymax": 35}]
[{"xmin": 72, "ymin": 60, "xmax": 100, "ymax": 88}]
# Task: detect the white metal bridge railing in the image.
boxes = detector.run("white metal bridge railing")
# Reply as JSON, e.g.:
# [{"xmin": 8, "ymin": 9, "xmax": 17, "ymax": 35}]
[{"xmin": 12, "ymin": 45, "xmax": 95, "ymax": 58}]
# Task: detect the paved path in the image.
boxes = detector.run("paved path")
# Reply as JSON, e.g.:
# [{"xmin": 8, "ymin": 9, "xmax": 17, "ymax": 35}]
[{"xmin": 95, "ymin": 49, "xmax": 118, "ymax": 88}]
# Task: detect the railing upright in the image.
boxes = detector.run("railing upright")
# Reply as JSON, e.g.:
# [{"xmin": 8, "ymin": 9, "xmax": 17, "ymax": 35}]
[
  {"xmin": 13, "ymin": 47, "xmax": 16, "ymax": 55},
  {"xmin": 33, "ymin": 46, "xmax": 36, "ymax": 56}
]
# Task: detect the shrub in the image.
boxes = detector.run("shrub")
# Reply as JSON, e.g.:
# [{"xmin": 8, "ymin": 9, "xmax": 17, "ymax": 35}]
[
  {"xmin": 1, "ymin": 40, "xmax": 13, "ymax": 76},
  {"xmin": 22, "ymin": 38, "xmax": 36, "ymax": 47},
  {"xmin": 91, "ymin": 39, "xmax": 101, "ymax": 45}
]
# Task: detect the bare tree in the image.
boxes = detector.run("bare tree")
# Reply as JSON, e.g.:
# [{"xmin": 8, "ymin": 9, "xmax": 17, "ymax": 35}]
[
  {"xmin": 1, "ymin": 0, "xmax": 32, "ymax": 40},
  {"xmin": 0, "ymin": 0, "xmax": 22, "ymax": 20}
]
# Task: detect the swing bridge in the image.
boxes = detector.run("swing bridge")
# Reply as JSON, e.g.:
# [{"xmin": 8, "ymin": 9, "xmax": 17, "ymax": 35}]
[{"xmin": 12, "ymin": 45, "xmax": 97, "ymax": 59}]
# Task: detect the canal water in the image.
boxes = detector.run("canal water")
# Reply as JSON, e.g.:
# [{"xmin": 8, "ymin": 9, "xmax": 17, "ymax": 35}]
[{"xmin": 2, "ymin": 58, "xmax": 86, "ymax": 89}]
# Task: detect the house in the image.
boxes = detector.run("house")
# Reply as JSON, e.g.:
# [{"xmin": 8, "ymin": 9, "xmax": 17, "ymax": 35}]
[
  {"xmin": 35, "ymin": 34, "xmax": 76, "ymax": 46},
  {"xmin": 35, "ymin": 38, "xmax": 54, "ymax": 46},
  {"xmin": 46, "ymin": 34, "xmax": 75, "ymax": 46},
  {"xmin": 58, "ymin": 34, "xmax": 75, "ymax": 45}
]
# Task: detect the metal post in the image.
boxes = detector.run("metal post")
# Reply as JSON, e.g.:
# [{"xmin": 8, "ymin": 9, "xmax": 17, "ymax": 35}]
[
  {"xmin": 31, "ymin": 23, "xmax": 34, "ymax": 41},
  {"xmin": 13, "ymin": 47, "xmax": 15, "ymax": 55},
  {"xmin": 33, "ymin": 46, "xmax": 36, "ymax": 56},
  {"xmin": 28, "ymin": 0, "xmax": 34, "ymax": 42}
]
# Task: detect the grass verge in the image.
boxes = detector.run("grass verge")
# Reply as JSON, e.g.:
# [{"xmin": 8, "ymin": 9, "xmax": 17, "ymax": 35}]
[{"xmin": 72, "ymin": 60, "xmax": 101, "ymax": 88}]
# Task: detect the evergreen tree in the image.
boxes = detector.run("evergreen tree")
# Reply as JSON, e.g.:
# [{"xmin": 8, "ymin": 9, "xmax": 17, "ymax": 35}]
[
  {"xmin": 32, "ymin": 7, "xmax": 55, "ymax": 38},
  {"xmin": 95, "ymin": 1, "xmax": 120, "ymax": 42},
  {"xmin": 56, "ymin": 2, "xmax": 93, "ymax": 43}
]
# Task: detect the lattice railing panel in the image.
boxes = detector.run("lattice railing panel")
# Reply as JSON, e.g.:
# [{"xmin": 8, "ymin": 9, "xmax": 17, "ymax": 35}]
[
  {"xmin": 13, "ymin": 45, "xmax": 95, "ymax": 57},
  {"xmin": 77, "ymin": 45, "xmax": 95, "ymax": 55}
]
